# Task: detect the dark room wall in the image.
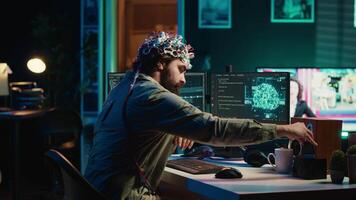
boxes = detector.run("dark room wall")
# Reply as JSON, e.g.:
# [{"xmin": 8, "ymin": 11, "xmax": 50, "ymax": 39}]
[
  {"xmin": 185, "ymin": 0, "xmax": 317, "ymax": 73},
  {"xmin": 0, "ymin": 0, "xmax": 81, "ymax": 108}
]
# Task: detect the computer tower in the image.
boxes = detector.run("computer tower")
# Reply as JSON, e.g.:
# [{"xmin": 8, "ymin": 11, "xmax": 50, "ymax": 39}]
[{"xmin": 291, "ymin": 117, "xmax": 342, "ymax": 168}]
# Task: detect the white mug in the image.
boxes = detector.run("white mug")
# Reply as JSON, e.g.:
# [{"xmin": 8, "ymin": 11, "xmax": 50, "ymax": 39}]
[{"xmin": 267, "ymin": 148, "xmax": 294, "ymax": 174}]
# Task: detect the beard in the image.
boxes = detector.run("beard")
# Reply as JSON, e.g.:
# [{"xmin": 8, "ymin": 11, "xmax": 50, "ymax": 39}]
[{"xmin": 160, "ymin": 70, "xmax": 180, "ymax": 95}]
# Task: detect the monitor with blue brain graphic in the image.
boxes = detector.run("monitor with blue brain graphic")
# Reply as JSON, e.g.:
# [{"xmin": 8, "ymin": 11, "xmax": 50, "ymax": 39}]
[{"xmin": 210, "ymin": 72, "xmax": 290, "ymax": 124}]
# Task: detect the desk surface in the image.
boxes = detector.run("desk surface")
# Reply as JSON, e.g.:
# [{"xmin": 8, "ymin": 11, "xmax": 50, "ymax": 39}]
[
  {"xmin": 162, "ymin": 155, "xmax": 356, "ymax": 200},
  {"xmin": 0, "ymin": 109, "xmax": 52, "ymax": 120}
]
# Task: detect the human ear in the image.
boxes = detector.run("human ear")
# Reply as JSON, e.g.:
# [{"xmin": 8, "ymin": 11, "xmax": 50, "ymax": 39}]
[{"xmin": 157, "ymin": 62, "xmax": 164, "ymax": 71}]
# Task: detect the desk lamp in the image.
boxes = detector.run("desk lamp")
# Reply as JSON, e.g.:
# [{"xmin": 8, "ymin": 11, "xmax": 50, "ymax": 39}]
[
  {"xmin": 27, "ymin": 58, "xmax": 46, "ymax": 74},
  {"xmin": 7, "ymin": 57, "xmax": 47, "ymax": 109},
  {"xmin": 26, "ymin": 57, "xmax": 47, "ymax": 107}
]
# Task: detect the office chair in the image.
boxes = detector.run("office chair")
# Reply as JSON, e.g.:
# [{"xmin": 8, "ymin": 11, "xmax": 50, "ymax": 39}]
[
  {"xmin": 30, "ymin": 108, "xmax": 83, "ymax": 192},
  {"xmin": 45, "ymin": 149, "xmax": 107, "ymax": 200}
]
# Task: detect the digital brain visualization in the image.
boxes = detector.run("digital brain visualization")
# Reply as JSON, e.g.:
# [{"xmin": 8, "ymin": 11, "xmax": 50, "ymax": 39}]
[{"xmin": 252, "ymin": 83, "xmax": 280, "ymax": 110}]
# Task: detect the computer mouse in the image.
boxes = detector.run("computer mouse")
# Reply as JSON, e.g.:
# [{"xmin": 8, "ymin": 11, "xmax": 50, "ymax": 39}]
[{"xmin": 215, "ymin": 167, "xmax": 243, "ymax": 179}]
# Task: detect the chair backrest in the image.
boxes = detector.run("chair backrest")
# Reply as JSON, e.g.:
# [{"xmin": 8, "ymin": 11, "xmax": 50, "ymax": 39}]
[{"xmin": 45, "ymin": 149, "xmax": 107, "ymax": 200}]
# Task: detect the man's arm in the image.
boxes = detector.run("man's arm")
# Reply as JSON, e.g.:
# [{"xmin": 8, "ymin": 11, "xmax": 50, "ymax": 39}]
[{"xmin": 128, "ymin": 88, "xmax": 317, "ymax": 147}]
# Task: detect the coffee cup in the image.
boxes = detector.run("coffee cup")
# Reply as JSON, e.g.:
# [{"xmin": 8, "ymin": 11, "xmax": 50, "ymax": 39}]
[{"xmin": 267, "ymin": 148, "xmax": 294, "ymax": 174}]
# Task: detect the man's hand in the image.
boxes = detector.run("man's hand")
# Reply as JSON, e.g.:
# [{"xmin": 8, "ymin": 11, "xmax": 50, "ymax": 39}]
[
  {"xmin": 173, "ymin": 136, "xmax": 194, "ymax": 150},
  {"xmin": 276, "ymin": 122, "xmax": 318, "ymax": 146}
]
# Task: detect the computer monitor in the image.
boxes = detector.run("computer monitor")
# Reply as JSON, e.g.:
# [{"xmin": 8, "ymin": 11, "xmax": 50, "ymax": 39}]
[
  {"xmin": 210, "ymin": 72, "xmax": 290, "ymax": 124},
  {"xmin": 107, "ymin": 72, "xmax": 125, "ymax": 95},
  {"xmin": 179, "ymin": 72, "xmax": 206, "ymax": 111},
  {"xmin": 257, "ymin": 67, "xmax": 356, "ymax": 131},
  {"xmin": 106, "ymin": 72, "xmax": 207, "ymax": 111}
]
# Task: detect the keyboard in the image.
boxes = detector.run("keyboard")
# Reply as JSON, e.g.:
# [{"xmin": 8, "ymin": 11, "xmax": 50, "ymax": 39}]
[{"xmin": 166, "ymin": 158, "xmax": 224, "ymax": 174}]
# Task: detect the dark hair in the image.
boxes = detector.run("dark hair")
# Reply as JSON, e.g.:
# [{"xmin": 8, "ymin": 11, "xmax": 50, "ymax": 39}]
[
  {"xmin": 290, "ymin": 77, "xmax": 303, "ymax": 101},
  {"xmin": 132, "ymin": 48, "xmax": 176, "ymax": 75}
]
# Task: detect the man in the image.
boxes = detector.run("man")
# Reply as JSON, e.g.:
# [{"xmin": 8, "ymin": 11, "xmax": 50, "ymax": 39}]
[
  {"xmin": 290, "ymin": 77, "xmax": 316, "ymax": 118},
  {"xmin": 85, "ymin": 32, "xmax": 317, "ymax": 200}
]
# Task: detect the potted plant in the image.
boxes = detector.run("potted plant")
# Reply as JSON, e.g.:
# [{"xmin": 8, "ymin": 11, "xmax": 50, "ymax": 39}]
[
  {"xmin": 329, "ymin": 150, "xmax": 346, "ymax": 184},
  {"xmin": 346, "ymin": 144, "xmax": 356, "ymax": 184}
]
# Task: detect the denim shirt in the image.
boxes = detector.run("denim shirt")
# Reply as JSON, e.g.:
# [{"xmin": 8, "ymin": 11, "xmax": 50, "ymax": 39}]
[{"xmin": 84, "ymin": 71, "xmax": 277, "ymax": 200}]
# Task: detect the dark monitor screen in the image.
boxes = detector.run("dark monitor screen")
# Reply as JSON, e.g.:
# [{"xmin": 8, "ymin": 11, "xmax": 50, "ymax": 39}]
[
  {"xmin": 179, "ymin": 72, "xmax": 206, "ymax": 111},
  {"xmin": 210, "ymin": 72, "xmax": 290, "ymax": 124},
  {"xmin": 107, "ymin": 72, "xmax": 206, "ymax": 111},
  {"xmin": 256, "ymin": 67, "xmax": 356, "ymax": 131},
  {"xmin": 107, "ymin": 72, "xmax": 125, "ymax": 94}
]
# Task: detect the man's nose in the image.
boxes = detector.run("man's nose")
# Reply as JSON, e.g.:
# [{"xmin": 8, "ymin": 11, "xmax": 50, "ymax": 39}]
[{"xmin": 180, "ymin": 75, "xmax": 186, "ymax": 85}]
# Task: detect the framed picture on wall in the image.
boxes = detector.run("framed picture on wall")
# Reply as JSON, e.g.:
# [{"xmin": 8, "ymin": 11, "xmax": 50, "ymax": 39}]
[
  {"xmin": 198, "ymin": 0, "xmax": 232, "ymax": 29},
  {"xmin": 271, "ymin": 0, "xmax": 315, "ymax": 23}
]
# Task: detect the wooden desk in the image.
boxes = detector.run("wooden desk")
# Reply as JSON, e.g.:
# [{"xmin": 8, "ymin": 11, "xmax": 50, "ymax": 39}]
[
  {"xmin": 161, "ymin": 157, "xmax": 356, "ymax": 200},
  {"xmin": 0, "ymin": 109, "xmax": 51, "ymax": 200}
]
